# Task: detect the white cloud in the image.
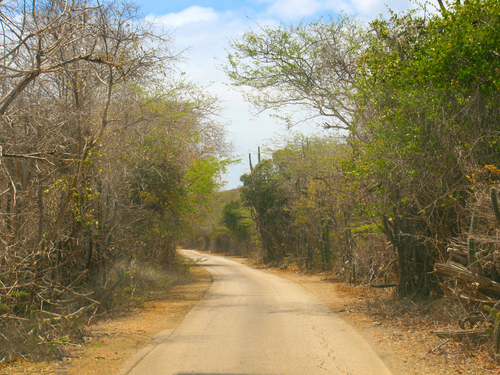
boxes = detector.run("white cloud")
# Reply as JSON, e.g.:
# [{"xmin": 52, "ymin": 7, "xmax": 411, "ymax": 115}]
[
  {"xmin": 151, "ymin": 6, "xmax": 219, "ymax": 28},
  {"xmin": 268, "ymin": 0, "xmax": 323, "ymax": 19},
  {"xmin": 347, "ymin": 0, "xmax": 418, "ymax": 18},
  {"xmin": 261, "ymin": 0, "xmax": 418, "ymax": 20}
]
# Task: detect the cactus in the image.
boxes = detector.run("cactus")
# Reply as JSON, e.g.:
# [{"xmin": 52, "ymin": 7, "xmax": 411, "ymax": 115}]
[
  {"xmin": 484, "ymin": 305, "xmax": 500, "ymax": 358},
  {"xmin": 351, "ymin": 263, "xmax": 356, "ymax": 284},
  {"xmin": 37, "ymin": 186, "xmax": 43, "ymax": 242},
  {"xmin": 468, "ymin": 212, "xmax": 478, "ymax": 266},
  {"xmin": 343, "ymin": 211, "xmax": 352, "ymax": 263},
  {"xmin": 97, "ymin": 178, "xmax": 102, "ymax": 233},
  {"xmin": 382, "ymin": 216, "xmax": 394, "ymax": 243},
  {"xmin": 258, "ymin": 146, "xmax": 261, "ymax": 163},
  {"xmin": 106, "ymin": 182, "xmax": 111, "ymax": 219},
  {"xmin": 321, "ymin": 217, "xmax": 330, "ymax": 265},
  {"xmin": 249, "ymin": 153, "xmax": 253, "ymax": 172},
  {"xmin": 51, "ymin": 242, "xmax": 62, "ymax": 281},
  {"xmin": 6, "ymin": 188, "xmax": 11, "ymax": 231},
  {"xmin": 85, "ymin": 227, "xmax": 93, "ymax": 270},
  {"xmin": 491, "ymin": 188, "xmax": 500, "ymax": 226}
]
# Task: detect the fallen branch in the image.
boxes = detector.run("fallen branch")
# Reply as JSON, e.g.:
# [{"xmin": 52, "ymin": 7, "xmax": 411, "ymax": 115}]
[
  {"xmin": 432, "ymin": 329, "xmax": 486, "ymax": 339},
  {"xmin": 428, "ymin": 338, "xmax": 451, "ymax": 353},
  {"xmin": 434, "ymin": 262, "xmax": 500, "ymax": 294},
  {"xmin": 370, "ymin": 284, "xmax": 398, "ymax": 288}
]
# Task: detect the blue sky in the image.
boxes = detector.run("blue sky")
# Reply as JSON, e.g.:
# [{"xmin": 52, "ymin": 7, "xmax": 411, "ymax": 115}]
[
  {"xmin": 138, "ymin": 0, "xmax": 421, "ymax": 189},
  {"xmin": 139, "ymin": 1, "xmax": 259, "ymax": 15}
]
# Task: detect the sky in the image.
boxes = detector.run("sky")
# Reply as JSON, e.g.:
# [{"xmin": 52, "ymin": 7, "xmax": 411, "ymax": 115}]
[{"xmin": 138, "ymin": 0, "xmax": 420, "ymax": 189}]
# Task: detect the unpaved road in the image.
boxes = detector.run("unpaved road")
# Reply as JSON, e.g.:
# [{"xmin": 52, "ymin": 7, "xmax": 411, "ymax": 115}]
[{"xmin": 120, "ymin": 250, "xmax": 392, "ymax": 375}]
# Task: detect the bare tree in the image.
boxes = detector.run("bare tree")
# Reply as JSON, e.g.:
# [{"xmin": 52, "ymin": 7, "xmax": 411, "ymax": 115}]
[{"xmin": 0, "ymin": 0, "xmax": 190, "ymax": 361}]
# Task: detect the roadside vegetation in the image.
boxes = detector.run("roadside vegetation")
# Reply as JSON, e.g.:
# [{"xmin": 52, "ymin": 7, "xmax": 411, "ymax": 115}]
[
  {"xmin": 214, "ymin": 0, "xmax": 500, "ymax": 361},
  {"xmin": 0, "ymin": 0, "xmax": 231, "ymax": 363}
]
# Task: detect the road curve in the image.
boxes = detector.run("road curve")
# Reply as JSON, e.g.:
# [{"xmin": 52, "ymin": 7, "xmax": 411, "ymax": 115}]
[{"xmin": 119, "ymin": 250, "xmax": 392, "ymax": 375}]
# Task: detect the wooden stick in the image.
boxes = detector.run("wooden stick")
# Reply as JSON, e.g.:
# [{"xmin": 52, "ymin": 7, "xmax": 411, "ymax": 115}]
[{"xmin": 432, "ymin": 329, "xmax": 486, "ymax": 339}]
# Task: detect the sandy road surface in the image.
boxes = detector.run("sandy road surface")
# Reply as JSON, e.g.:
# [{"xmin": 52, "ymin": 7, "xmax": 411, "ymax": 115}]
[{"xmin": 119, "ymin": 250, "xmax": 392, "ymax": 375}]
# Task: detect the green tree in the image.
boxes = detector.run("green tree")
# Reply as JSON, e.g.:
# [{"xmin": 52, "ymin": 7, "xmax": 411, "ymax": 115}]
[
  {"xmin": 221, "ymin": 200, "xmax": 254, "ymax": 249},
  {"xmin": 112, "ymin": 85, "xmax": 232, "ymax": 267},
  {"xmin": 240, "ymin": 159, "xmax": 291, "ymax": 262},
  {"xmin": 224, "ymin": 15, "xmax": 366, "ymax": 130},
  {"xmin": 351, "ymin": 0, "xmax": 500, "ymax": 296}
]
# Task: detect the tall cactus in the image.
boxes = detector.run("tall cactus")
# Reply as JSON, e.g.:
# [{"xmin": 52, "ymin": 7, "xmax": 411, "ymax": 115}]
[
  {"xmin": 6, "ymin": 187, "xmax": 11, "ymax": 232},
  {"xmin": 37, "ymin": 186, "xmax": 43, "ymax": 242},
  {"xmin": 468, "ymin": 212, "xmax": 478, "ymax": 266},
  {"xmin": 491, "ymin": 188, "xmax": 500, "ymax": 226}
]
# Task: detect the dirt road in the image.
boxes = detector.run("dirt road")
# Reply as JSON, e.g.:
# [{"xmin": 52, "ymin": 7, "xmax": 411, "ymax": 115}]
[
  {"xmin": 119, "ymin": 250, "xmax": 392, "ymax": 375},
  {"xmin": 2, "ymin": 250, "xmax": 496, "ymax": 374}
]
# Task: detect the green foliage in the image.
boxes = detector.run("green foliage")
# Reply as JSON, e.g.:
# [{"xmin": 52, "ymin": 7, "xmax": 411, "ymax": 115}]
[
  {"xmin": 240, "ymin": 160, "xmax": 289, "ymax": 220},
  {"xmin": 225, "ymin": 15, "xmax": 366, "ymax": 129},
  {"xmin": 240, "ymin": 159, "xmax": 291, "ymax": 262},
  {"xmin": 9, "ymin": 291, "xmax": 28, "ymax": 297},
  {"xmin": 221, "ymin": 200, "xmax": 254, "ymax": 242},
  {"xmin": 186, "ymin": 157, "xmax": 235, "ymax": 208},
  {"xmin": 349, "ymin": 0, "xmax": 500, "ymax": 296},
  {"xmin": 208, "ymin": 226, "xmax": 233, "ymax": 253},
  {"xmin": 117, "ymin": 86, "xmax": 232, "ymax": 265},
  {"xmin": 225, "ymin": 0, "xmax": 500, "ymax": 298},
  {"xmin": 238, "ymin": 134, "xmax": 373, "ymax": 271},
  {"xmin": 484, "ymin": 305, "xmax": 500, "ymax": 335}
]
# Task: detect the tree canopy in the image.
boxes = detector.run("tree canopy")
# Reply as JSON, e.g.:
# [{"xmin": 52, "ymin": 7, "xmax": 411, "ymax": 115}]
[
  {"xmin": 226, "ymin": 0, "xmax": 500, "ymax": 299},
  {"xmin": 224, "ymin": 15, "xmax": 366, "ymax": 130}
]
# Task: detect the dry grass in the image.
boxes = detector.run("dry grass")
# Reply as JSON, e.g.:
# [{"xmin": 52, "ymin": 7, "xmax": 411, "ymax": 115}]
[{"xmin": 330, "ymin": 280, "xmax": 500, "ymax": 373}]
